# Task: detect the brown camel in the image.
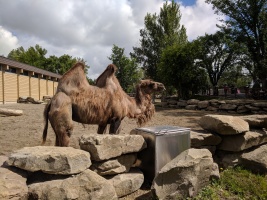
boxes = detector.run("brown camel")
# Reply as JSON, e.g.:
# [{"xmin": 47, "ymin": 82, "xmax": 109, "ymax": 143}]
[{"xmin": 42, "ymin": 62, "xmax": 165, "ymax": 146}]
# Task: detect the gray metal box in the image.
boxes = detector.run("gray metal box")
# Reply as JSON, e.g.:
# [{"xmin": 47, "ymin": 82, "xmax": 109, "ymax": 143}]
[{"xmin": 131, "ymin": 125, "xmax": 190, "ymax": 182}]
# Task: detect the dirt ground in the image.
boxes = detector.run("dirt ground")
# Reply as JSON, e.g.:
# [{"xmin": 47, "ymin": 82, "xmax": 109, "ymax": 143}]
[{"xmin": 0, "ymin": 103, "xmax": 213, "ymax": 199}]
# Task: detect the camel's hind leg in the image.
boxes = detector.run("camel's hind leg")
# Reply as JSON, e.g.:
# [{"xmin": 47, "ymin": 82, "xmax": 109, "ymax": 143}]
[
  {"xmin": 49, "ymin": 92, "xmax": 73, "ymax": 147},
  {"xmin": 97, "ymin": 124, "xmax": 107, "ymax": 134},
  {"xmin": 109, "ymin": 118, "xmax": 121, "ymax": 134}
]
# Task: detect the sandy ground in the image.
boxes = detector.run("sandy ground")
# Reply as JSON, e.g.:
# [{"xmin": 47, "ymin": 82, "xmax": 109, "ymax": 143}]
[{"xmin": 0, "ymin": 103, "xmax": 213, "ymax": 199}]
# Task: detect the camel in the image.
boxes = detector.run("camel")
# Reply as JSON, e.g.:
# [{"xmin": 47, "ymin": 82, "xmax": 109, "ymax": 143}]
[{"xmin": 42, "ymin": 62, "xmax": 165, "ymax": 146}]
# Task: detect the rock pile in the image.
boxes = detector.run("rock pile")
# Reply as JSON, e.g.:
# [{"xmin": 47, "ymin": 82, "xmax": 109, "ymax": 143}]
[
  {"xmin": 162, "ymin": 98, "xmax": 267, "ymax": 114},
  {"xmin": 195, "ymin": 114, "xmax": 267, "ymax": 174},
  {"xmin": 2, "ymin": 115, "xmax": 266, "ymax": 199},
  {"xmin": 17, "ymin": 97, "xmax": 43, "ymax": 104},
  {"xmin": 1, "ymin": 135, "xmax": 147, "ymax": 199}
]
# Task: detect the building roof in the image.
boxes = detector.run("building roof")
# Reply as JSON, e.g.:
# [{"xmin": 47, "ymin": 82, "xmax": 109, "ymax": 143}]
[{"xmin": 0, "ymin": 56, "xmax": 62, "ymax": 79}]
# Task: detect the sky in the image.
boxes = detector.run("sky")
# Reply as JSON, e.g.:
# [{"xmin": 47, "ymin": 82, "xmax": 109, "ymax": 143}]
[{"xmin": 0, "ymin": 0, "xmax": 224, "ymax": 79}]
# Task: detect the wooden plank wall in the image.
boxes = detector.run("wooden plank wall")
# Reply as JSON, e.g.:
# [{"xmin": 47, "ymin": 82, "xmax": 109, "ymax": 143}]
[{"xmin": 0, "ymin": 71, "xmax": 58, "ymax": 104}]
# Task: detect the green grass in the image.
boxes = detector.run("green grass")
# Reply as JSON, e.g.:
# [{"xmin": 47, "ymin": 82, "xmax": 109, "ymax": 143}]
[{"xmin": 188, "ymin": 167, "xmax": 267, "ymax": 200}]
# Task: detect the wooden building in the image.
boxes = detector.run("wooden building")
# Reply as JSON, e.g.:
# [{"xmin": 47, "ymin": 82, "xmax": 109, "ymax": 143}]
[{"xmin": 0, "ymin": 56, "xmax": 61, "ymax": 104}]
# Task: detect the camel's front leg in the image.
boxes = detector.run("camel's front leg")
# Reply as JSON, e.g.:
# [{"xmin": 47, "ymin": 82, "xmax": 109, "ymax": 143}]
[
  {"xmin": 97, "ymin": 124, "xmax": 107, "ymax": 134},
  {"xmin": 49, "ymin": 92, "xmax": 73, "ymax": 147},
  {"xmin": 109, "ymin": 118, "xmax": 121, "ymax": 134}
]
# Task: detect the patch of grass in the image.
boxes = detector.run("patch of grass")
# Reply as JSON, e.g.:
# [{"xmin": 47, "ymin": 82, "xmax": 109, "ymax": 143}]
[{"xmin": 188, "ymin": 167, "xmax": 267, "ymax": 200}]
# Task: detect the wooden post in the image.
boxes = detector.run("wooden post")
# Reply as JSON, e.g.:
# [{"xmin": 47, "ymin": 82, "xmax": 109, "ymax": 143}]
[
  {"xmin": 2, "ymin": 65, "xmax": 9, "ymax": 104},
  {"xmin": 29, "ymin": 71, "xmax": 34, "ymax": 97},
  {"xmin": 38, "ymin": 74, "xmax": 42, "ymax": 100},
  {"xmin": 16, "ymin": 69, "xmax": 23, "ymax": 100}
]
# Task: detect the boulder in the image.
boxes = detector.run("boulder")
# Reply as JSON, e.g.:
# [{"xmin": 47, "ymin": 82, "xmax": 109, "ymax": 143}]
[
  {"xmin": 152, "ymin": 148, "xmax": 219, "ymax": 199},
  {"xmin": 90, "ymin": 154, "xmax": 136, "ymax": 175},
  {"xmin": 240, "ymin": 115, "xmax": 267, "ymax": 128},
  {"xmin": 28, "ymin": 169, "xmax": 117, "ymax": 200},
  {"xmin": 251, "ymin": 102, "xmax": 267, "ymax": 108},
  {"xmin": 177, "ymin": 101, "xmax": 187, "ymax": 107},
  {"xmin": 6, "ymin": 146, "xmax": 91, "ymax": 175},
  {"xmin": 79, "ymin": 135, "xmax": 146, "ymax": 161},
  {"xmin": 190, "ymin": 130, "xmax": 222, "ymax": 148},
  {"xmin": 107, "ymin": 168, "xmax": 144, "ymax": 198},
  {"xmin": 167, "ymin": 100, "xmax": 178, "ymax": 105},
  {"xmin": 240, "ymin": 144, "xmax": 267, "ymax": 174},
  {"xmin": 219, "ymin": 104, "xmax": 237, "ymax": 110},
  {"xmin": 0, "ymin": 156, "xmax": 28, "ymax": 200},
  {"xmin": 185, "ymin": 105, "xmax": 197, "ymax": 110},
  {"xmin": 236, "ymin": 106, "xmax": 250, "ymax": 114},
  {"xmin": 245, "ymin": 105, "xmax": 260, "ymax": 111},
  {"xmin": 206, "ymin": 106, "xmax": 218, "ymax": 112},
  {"xmin": 198, "ymin": 101, "xmax": 209, "ymax": 109},
  {"xmin": 187, "ymin": 99, "xmax": 199, "ymax": 105},
  {"xmin": 199, "ymin": 115, "xmax": 249, "ymax": 135},
  {"xmin": 217, "ymin": 129, "xmax": 267, "ymax": 152}
]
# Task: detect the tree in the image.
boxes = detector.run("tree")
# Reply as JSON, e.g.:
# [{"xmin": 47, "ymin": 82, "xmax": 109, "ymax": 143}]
[
  {"xmin": 206, "ymin": 0, "xmax": 267, "ymax": 89},
  {"xmin": 8, "ymin": 44, "xmax": 47, "ymax": 68},
  {"xmin": 158, "ymin": 42, "xmax": 209, "ymax": 99},
  {"xmin": 108, "ymin": 45, "xmax": 142, "ymax": 92},
  {"xmin": 131, "ymin": 0, "xmax": 187, "ymax": 80},
  {"xmin": 194, "ymin": 31, "xmax": 238, "ymax": 95},
  {"xmin": 8, "ymin": 44, "xmax": 89, "ymax": 75}
]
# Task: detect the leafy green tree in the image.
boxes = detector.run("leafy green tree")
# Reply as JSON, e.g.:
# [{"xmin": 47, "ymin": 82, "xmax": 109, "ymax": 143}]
[
  {"xmin": 131, "ymin": 0, "xmax": 187, "ymax": 81},
  {"xmin": 8, "ymin": 44, "xmax": 47, "ymax": 68},
  {"xmin": 158, "ymin": 42, "xmax": 209, "ymax": 99},
  {"xmin": 194, "ymin": 31, "xmax": 239, "ymax": 95},
  {"xmin": 206, "ymin": 0, "xmax": 267, "ymax": 89},
  {"xmin": 218, "ymin": 65, "xmax": 252, "ymax": 89},
  {"xmin": 8, "ymin": 44, "xmax": 89, "ymax": 75},
  {"xmin": 108, "ymin": 45, "xmax": 142, "ymax": 92}
]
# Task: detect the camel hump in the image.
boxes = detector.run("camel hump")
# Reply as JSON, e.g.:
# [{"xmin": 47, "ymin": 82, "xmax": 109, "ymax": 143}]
[
  {"xmin": 96, "ymin": 64, "xmax": 118, "ymax": 87},
  {"xmin": 107, "ymin": 64, "xmax": 117, "ymax": 74},
  {"xmin": 73, "ymin": 62, "xmax": 85, "ymax": 70}
]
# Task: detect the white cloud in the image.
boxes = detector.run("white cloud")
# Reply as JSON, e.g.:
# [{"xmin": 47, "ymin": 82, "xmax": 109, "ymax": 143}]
[
  {"xmin": 0, "ymin": 26, "xmax": 19, "ymax": 56},
  {"xmin": 180, "ymin": 0, "xmax": 224, "ymax": 40},
  {"xmin": 0, "ymin": 0, "xmax": 223, "ymax": 79}
]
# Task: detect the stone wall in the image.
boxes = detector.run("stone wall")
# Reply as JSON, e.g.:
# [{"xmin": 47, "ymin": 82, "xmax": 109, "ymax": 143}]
[
  {"xmin": 1, "ymin": 115, "xmax": 267, "ymax": 199},
  {"xmin": 161, "ymin": 98, "xmax": 267, "ymax": 114}
]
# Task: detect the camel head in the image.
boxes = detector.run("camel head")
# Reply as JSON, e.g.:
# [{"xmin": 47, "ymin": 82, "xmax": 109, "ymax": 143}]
[{"xmin": 137, "ymin": 79, "xmax": 166, "ymax": 95}]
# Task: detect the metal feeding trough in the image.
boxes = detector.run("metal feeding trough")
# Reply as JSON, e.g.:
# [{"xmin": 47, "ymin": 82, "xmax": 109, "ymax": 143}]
[{"xmin": 131, "ymin": 125, "xmax": 190, "ymax": 182}]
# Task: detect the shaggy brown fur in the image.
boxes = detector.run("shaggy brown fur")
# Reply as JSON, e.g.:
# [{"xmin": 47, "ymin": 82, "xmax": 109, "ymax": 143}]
[{"xmin": 42, "ymin": 62, "xmax": 165, "ymax": 146}]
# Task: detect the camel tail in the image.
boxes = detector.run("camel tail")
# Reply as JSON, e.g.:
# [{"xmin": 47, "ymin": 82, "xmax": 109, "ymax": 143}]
[{"xmin": 42, "ymin": 101, "xmax": 51, "ymax": 145}]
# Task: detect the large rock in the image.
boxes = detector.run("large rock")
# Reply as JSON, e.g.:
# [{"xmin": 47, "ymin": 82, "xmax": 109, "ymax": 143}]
[
  {"xmin": 217, "ymin": 129, "xmax": 267, "ymax": 152},
  {"xmin": 28, "ymin": 169, "xmax": 117, "ymax": 200},
  {"xmin": 0, "ymin": 156, "xmax": 28, "ymax": 200},
  {"xmin": 107, "ymin": 168, "xmax": 144, "ymax": 198},
  {"xmin": 152, "ymin": 148, "xmax": 219, "ymax": 199},
  {"xmin": 185, "ymin": 105, "xmax": 197, "ymax": 110},
  {"xmin": 240, "ymin": 144, "xmax": 267, "ymax": 174},
  {"xmin": 251, "ymin": 102, "xmax": 267, "ymax": 107},
  {"xmin": 6, "ymin": 146, "xmax": 91, "ymax": 175},
  {"xmin": 187, "ymin": 99, "xmax": 199, "ymax": 105},
  {"xmin": 190, "ymin": 130, "xmax": 222, "ymax": 148},
  {"xmin": 198, "ymin": 101, "xmax": 209, "ymax": 109},
  {"xmin": 219, "ymin": 104, "xmax": 237, "ymax": 110},
  {"xmin": 240, "ymin": 115, "xmax": 267, "ymax": 128},
  {"xmin": 79, "ymin": 135, "xmax": 146, "ymax": 161},
  {"xmin": 90, "ymin": 154, "xmax": 136, "ymax": 175},
  {"xmin": 199, "ymin": 115, "xmax": 249, "ymax": 135}
]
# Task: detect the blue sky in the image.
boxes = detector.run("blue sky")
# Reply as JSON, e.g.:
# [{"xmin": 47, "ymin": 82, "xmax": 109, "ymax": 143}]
[
  {"xmin": 0, "ymin": 0, "xmax": 222, "ymax": 79},
  {"xmin": 180, "ymin": 0, "xmax": 196, "ymax": 6}
]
